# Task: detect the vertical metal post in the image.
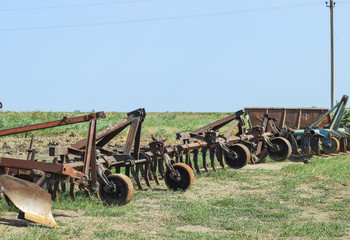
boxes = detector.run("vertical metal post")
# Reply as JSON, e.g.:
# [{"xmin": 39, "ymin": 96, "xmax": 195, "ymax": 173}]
[{"xmin": 327, "ymin": 0, "xmax": 335, "ymax": 108}]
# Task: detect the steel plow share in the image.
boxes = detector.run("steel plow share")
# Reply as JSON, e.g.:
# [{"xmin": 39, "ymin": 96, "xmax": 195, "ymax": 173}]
[{"xmin": 0, "ymin": 174, "xmax": 57, "ymax": 228}]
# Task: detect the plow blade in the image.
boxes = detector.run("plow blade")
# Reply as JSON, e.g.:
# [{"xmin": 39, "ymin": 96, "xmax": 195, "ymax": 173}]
[{"xmin": 0, "ymin": 175, "xmax": 57, "ymax": 228}]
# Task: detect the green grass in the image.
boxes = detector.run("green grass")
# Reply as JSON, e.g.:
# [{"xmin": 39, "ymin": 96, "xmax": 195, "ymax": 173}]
[
  {"xmin": 1, "ymin": 156, "xmax": 350, "ymax": 239},
  {"xmin": 282, "ymin": 155, "xmax": 350, "ymax": 184},
  {"xmin": 1, "ymin": 111, "xmax": 350, "ymax": 239}
]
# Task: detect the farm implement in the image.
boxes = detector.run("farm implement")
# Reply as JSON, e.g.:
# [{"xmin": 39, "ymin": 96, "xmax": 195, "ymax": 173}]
[
  {"xmin": 245, "ymin": 94, "xmax": 350, "ymax": 160},
  {"xmin": 145, "ymin": 110, "xmax": 293, "ymax": 173},
  {"xmin": 0, "ymin": 108, "xmax": 195, "ymax": 227},
  {"xmin": 0, "ymin": 95, "xmax": 349, "ymax": 228},
  {"xmin": 48, "ymin": 108, "xmax": 195, "ymax": 194}
]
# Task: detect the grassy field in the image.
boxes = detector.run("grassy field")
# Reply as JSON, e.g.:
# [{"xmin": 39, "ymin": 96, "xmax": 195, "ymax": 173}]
[
  {"xmin": 0, "ymin": 155, "xmax": 350, "ymax": 239},
  {"xmin": 0, "ymin": 111, "xmax": 235, "ymax": 142},
  {"xmin": 0, "ymin": 111, "xmax": 350, "ymax": 239}
]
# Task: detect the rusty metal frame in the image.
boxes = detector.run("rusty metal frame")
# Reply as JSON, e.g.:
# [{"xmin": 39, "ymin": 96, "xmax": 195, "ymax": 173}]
[
  {"xmin": 49, "ymin": 108, "xmax": 152, "ymax": 190},
  {"xmin": 0, "ymin": 112, "xmax": 106, "ymax": 137}
]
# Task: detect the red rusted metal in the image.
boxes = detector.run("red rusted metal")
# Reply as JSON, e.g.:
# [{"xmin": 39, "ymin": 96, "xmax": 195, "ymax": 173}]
[
  {"xmin": 245, "ymin": 107, "xmax": 331, "ymax": 130},
  {"xmin": 145, "ymin": 110, "xmax": 292, "ymax": 175},
  {"xmin": 0, "ymin": 112, "xmax": 105, "ymax": 137}
]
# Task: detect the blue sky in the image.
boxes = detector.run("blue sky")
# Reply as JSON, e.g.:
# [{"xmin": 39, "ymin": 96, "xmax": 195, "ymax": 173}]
[{"xmin": 0, "ymin": 0, "xmax": 349, "ymax": 112}]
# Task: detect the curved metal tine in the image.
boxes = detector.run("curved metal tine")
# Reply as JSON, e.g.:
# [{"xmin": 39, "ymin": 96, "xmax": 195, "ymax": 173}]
[
  {"xmin": 70, "ymin": 183, "xmax": 76, "ymax": 200},
  {"xmin": 151, "ymin": 157, "xmax": 160, "ymax": 185},
  {"xmin": 125, "ymin": 166, "xmax": 130, "ymax": 177},
  {"xmin": 95, "ymin": 191, "xmax": 101, "ymax": 200},
  {"xmin": 177, "ymin": 151, "xmax": 184, "ymax": 163},
  {"xmin": 175, "ymin": 153, "xmax": 179, "ymax": 163},
  {"xmin": 185, "ymin": 152, "xmax": 194, "ymax": 170},
  {"xmin": 192, "ymin": 149, "xmax": 201, "ymax": 174},
  {"xmin": 210, "ymin": 148, "xmax": 217, "ymax": 171},
  {"xmin": 60, "ymin": 183, "xmax": 66, "ymax": 192},
  {"xmin": 139, "ymin": 161, "xmax": 151, "ymax": 187},
  {"xmin": 202, "ymin": 148, "xmax": 209, "ymax": 172},
  {"xmin": 215, "ymin": 146, "xmax": 225, "ymax": 169},
  {"xmin": 52, "ymin": 182, "xmax": 60, "ymax": 201},
  {"xmin": 158, "ymin": 157, "xmax": 165, "ymax": 178},
  {"xmin": 140, "ymin": 161, "xmax": 145, "ymax": 177},
  {"xmin": 148, "ymin": 163, "xmax": 154, "ymax": 181},
  {"xmin": 179, "ymin": 154, "xmax": 184, "ymax": 163},
  {"xmin": 131, "ymin": 165, "xmax": 143, "ymax": 190},
  {"xmin": 143, "ymin": 162, "xmax": 152, "ymax": 187},
  {"xmin": 47, "ymin": 183, "xmax": 53, "ymax": 195},
  {"xmin": 84, "ymin": 189, "xmax": 91, "ymax": 198}
]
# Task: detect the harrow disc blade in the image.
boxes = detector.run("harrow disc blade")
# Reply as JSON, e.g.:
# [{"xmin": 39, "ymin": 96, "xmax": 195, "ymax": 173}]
[
  {"xmin": 224, "ymin": 144, "xmax": 251, "ymax": 169},
  {"xmin": 0, "ymin": 175, "xmax": 57, "ymax": 228},
  {"xmin": 268, "ymin": 137, "xmax": 292, "ymax": 162}
]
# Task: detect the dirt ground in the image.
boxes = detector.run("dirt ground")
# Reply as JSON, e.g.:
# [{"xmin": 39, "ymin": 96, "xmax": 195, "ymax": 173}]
[
  {"xmin": 1, "ymin": 135, "xmax": 350, "ymax": 239},
  {"xmin": 0, "ymin": 133, "xmax": 139, "ymax": 160},
  {"xmin": 1, "ymin": 160, "xmax": 349, "ymax": 240}
]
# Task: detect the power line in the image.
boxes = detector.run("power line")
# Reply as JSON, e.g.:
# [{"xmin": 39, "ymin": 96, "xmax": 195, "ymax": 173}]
[
  {"xmin": 0, "ymin": 2, "xmax": 320, "ymax": 32},
  {"xmin": 0, "ymin": 0, "xmax": 159, "ymax": 12}
]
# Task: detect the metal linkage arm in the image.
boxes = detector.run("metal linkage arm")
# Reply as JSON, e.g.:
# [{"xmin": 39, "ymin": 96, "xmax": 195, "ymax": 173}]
[{"xmin": 0, "ymin": 112, "xmax": 106, "ymax": 137}]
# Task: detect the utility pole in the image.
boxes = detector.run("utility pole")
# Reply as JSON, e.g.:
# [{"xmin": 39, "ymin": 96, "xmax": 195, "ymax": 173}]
[{"xmin": 326, "ymin": 0, "xmax": 335, "ymax": 108}]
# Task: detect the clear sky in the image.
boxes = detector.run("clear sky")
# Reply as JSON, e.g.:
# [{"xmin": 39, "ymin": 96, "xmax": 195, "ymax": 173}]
[{"xmin": 0, "ymin": 0, "xmax": 349, "ymax": 112}]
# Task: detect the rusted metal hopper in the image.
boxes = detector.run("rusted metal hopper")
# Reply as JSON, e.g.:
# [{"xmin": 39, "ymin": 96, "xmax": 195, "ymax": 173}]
[{"xmin": 245, "ymin": 107, "xmax": 331, "ymax": 130}]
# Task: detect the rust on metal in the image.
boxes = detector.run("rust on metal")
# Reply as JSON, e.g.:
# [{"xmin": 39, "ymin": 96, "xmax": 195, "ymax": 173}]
[
  {"xmin": 0, "ymin": 175, "xmax": 57, "ymax": 227},
  {"xmin": 0, "ymin": 157, "xmax": 86, "ymax": 179},
  {"xmin": 0, "ymin": 112, "xmax": 105, "ymax": 137},
  {"xmin": 245, "ymin": 107, "xmax": 331, "ymax": 130}
]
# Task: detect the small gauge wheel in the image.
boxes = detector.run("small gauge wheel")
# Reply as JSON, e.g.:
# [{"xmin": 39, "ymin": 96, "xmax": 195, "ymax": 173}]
[
  {"xmin": 165, "ymin": 163, "xmax": 194, "ymax": 191},
  {"xmin": 224, "ymin": 144, "xmax": 251, "ymax": 169},
  {"xmin": 267, "ymin": 137, "xmax": 292, "ymax": 161},
  {"xmin": 99, "ymin": 174, "xmax": 134, "ymax": 206},
  {"xmin": 322, "ymin": 137, "xmax": 340, "ymax": 154}
]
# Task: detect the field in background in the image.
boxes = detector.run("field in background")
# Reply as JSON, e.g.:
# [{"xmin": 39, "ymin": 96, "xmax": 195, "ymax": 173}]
[
  {"xmin": 0, "ymin": 111, "xmax": 350, "ymax": 239},
  {"xmin": 0, "ymin": 111, "xmax": 234, "ymax": 142}
]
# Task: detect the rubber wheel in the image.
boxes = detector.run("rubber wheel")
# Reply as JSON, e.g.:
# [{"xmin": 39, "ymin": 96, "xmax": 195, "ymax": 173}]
[
  {"xmin": 223, "ymin": 144, "xmax": 251, "ymax": 169},
  {"xmin": 322, "ymin": 137, "xmax": 340, "ymax": 154},
  {"xmin": 165, "ymin": 163, "xmax": 194, "ymax": 191},
  {"xmin": 268, "ymin": 137, "xmax": 292, "ymax": 162},
  {"xmin": 99, "ymin": 174, "xmax": 134, "ymax": 206}
]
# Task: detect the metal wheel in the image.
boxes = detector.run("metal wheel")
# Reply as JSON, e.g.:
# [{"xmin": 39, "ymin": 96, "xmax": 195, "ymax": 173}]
[
  {"xmin": 223, "ymin": 144, "xmax": 251, "ymax": 169},
  {"xmin": 347, "ymin": 139, "xmax": 350, "ymax": 151},
  {"xmin": 268, "ymin": 137, "xmax": 292, "ymax": 162},
  {"xmin": 99, "ymin": 174, "xmax": 134, "ymax": 206},
  {"xmin": 322, "ymin": 137, "xmax": 340, "ymax": 154},
  {"xmin": 165, "ymin": 163, "xmax": 194, "ymax": 191}
]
